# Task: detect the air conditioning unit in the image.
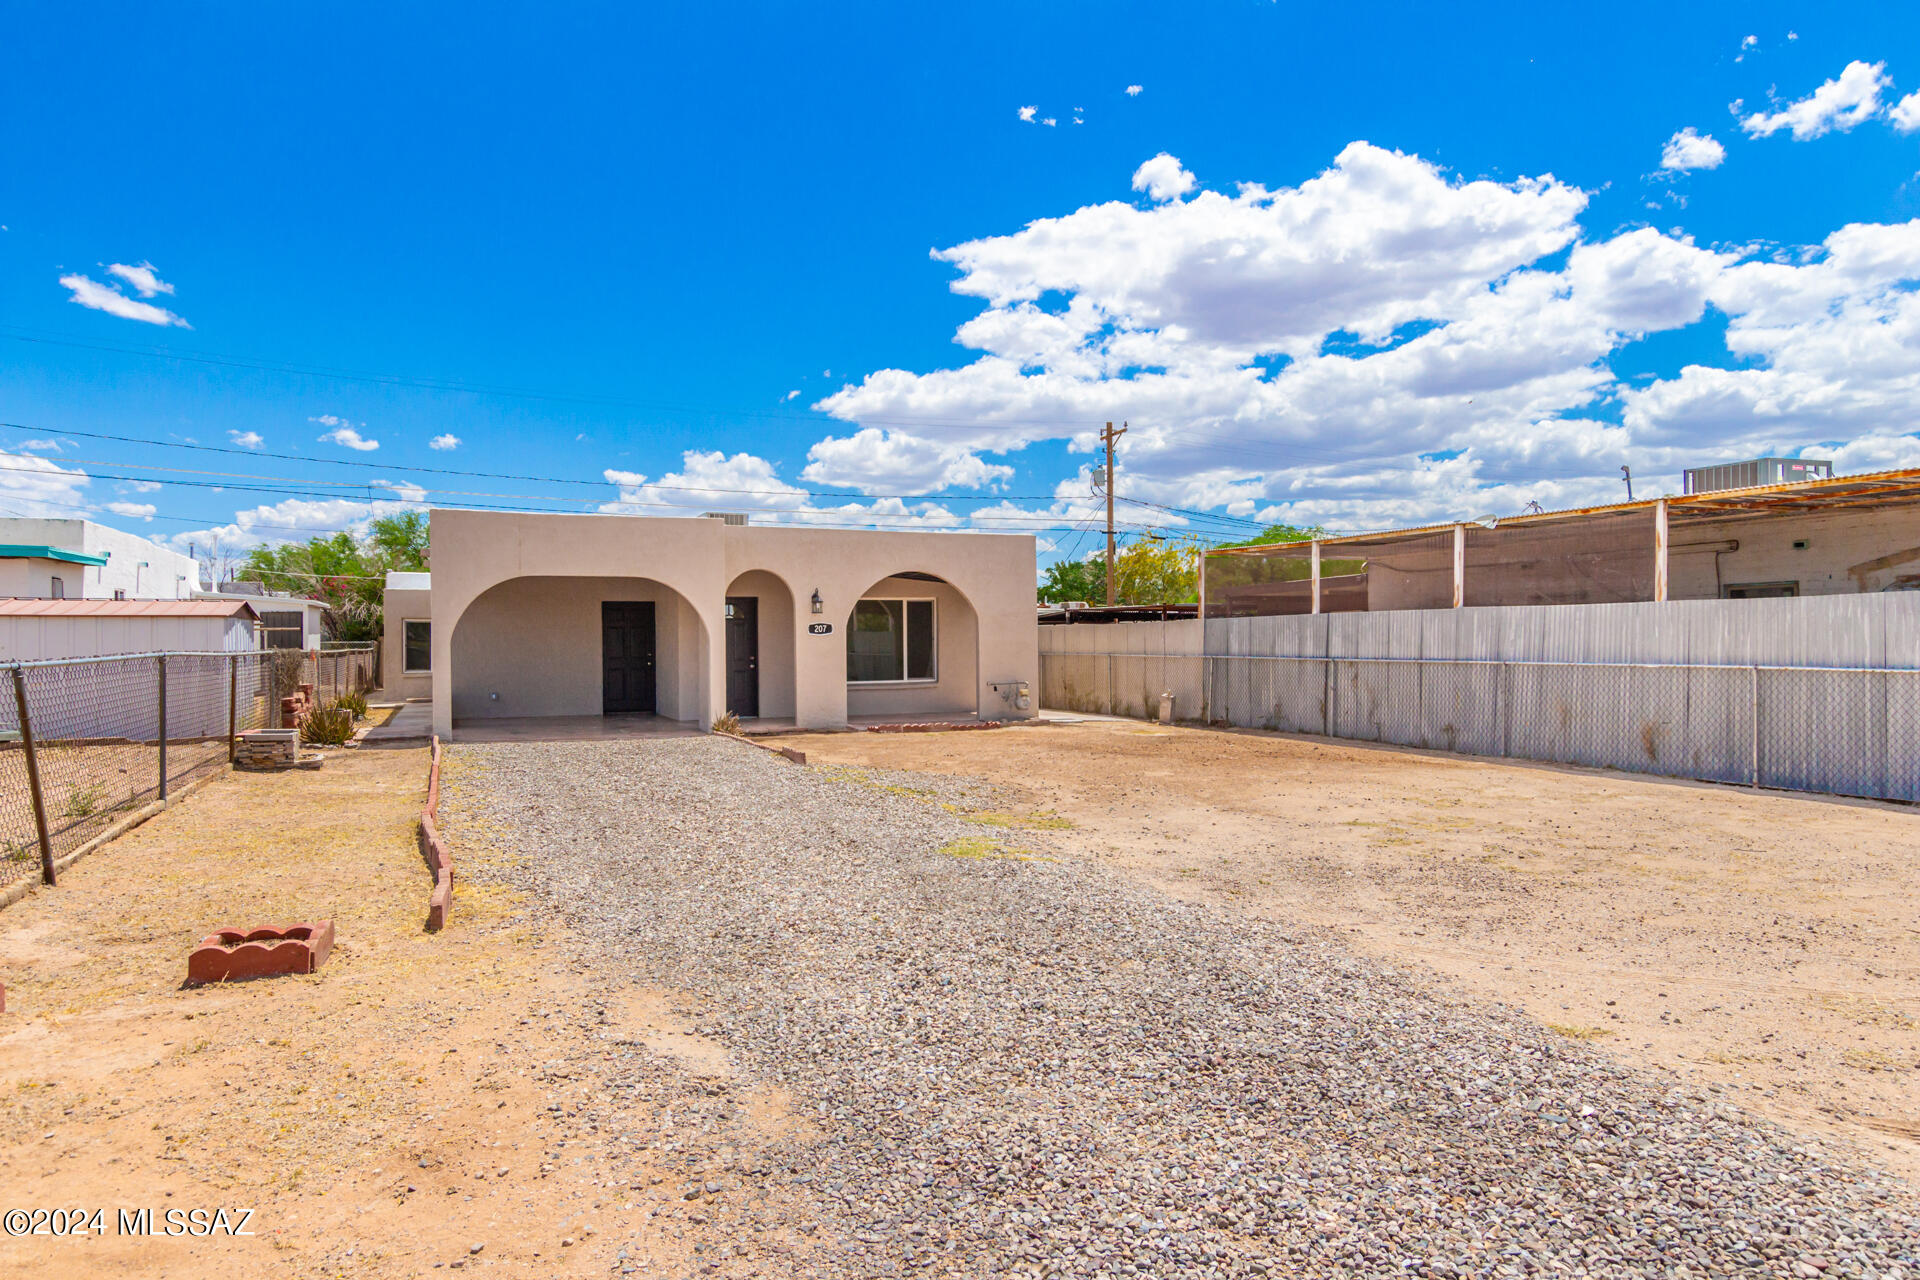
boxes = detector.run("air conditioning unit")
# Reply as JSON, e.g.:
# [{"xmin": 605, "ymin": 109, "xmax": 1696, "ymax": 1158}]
[{"xmin": 701, "ymin": 511, "xmax": 749, "ymax": 526}]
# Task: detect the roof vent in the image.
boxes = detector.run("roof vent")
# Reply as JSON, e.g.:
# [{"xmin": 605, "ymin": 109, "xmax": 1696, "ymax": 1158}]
[{"xmin": 702, "ymin": 511, "xmax": 749, "ymax": 526}]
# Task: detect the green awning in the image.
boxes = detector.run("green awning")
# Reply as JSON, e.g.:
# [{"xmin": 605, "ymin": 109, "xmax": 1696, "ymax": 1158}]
[{"xmin": 0, "ymin": 544, "xmax": 111, "ymax": 567}]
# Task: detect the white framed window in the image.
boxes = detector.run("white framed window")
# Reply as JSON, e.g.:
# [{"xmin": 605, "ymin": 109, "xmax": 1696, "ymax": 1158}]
[
  {"xmin": 49, "ymin": 576, "xmax": 64, "ymax": 599},
  {"xmin": 402, "ymin": 619, "xmax": 432, "ymax": 674},
  {"xmin": 847, "ymin": 598, "xmax": 936, "ymax": 683},
  {"xmin": 113, "ymin": 588, "xmax": 127, "ymax": 601}
]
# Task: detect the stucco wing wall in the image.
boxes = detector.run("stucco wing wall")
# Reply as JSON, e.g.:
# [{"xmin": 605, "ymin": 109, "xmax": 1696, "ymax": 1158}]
[{"xmin": 382, "ymin": 586, "xmax": 433, "ymax": 698}]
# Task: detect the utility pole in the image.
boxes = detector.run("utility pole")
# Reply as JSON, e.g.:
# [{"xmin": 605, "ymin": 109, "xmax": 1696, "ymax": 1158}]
[{"xmin": 1102, "ymin": 420, "xmax": 1127, "ymax": 605}]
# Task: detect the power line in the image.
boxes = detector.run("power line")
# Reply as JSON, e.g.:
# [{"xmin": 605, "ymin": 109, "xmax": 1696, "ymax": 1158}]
[{"xmin": 5, "ymin": 424, "xmax": 1070, "ymax": 503}]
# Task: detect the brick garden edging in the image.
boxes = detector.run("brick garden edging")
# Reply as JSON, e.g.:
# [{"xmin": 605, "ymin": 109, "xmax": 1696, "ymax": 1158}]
[
  {"xmin": 421, "ymin": 735, "xmax": 454, "ymax": 931},
  {"xmin": 864, "ymin": 720, "xmax": 1004, "ymax": 734},
  {"xmin": 716, "ymin": 730, "xmax": 807, "ymax": 765},
  {"xmin": 186, "ymin": 920, "xmax": 334, "ymax": 985}
]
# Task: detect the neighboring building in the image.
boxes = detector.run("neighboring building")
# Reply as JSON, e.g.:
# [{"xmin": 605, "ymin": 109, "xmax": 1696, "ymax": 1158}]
[
  {"xmin": 195, "ymin": 582, "xmax": 331, "ymax": 650},
  {"xmin": 1204, "ymin": 467, "xmax": 1920, "ymax": 616},
  {"xmin": 0, "ymin": 518, "xmax": 202, "ymax": 601},
  {"xmin": 0, "ymin": 599, "xmax": 259, "ymax": 660},
  {"xmin": 381, "ymin": 570, "xmax": 432, "ymax": 700},
  {"xmin": 396, "ymin": 509, "xmax": 1038, "ymax": 737}
]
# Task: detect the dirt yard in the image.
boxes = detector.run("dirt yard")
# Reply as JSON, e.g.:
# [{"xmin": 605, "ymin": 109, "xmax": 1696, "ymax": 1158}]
[
  {"xmin": 0, "ymin": 743, "xmax": 767, "ymax": 1278},
  {"xmin": 787, "ymin": 717, "xmax": 1920, "ymax": 1181}
]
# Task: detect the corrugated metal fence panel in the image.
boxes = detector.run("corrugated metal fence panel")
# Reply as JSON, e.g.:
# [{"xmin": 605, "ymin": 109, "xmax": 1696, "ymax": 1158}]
[{"xmin": 1045, "ymin": 594, "xmax": 1920, "ymax": 801}]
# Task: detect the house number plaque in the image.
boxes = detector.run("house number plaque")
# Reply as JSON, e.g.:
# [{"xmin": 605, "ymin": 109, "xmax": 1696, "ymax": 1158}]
[{"xmin": 807, "ymin": 622, "xmax": 833, "ymax": 635}]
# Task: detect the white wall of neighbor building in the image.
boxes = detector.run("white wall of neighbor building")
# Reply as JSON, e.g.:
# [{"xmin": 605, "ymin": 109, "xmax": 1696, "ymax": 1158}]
[
  {"xmin": 0, "ymin": 613, "xmax": 255, "ymax": 660},
  {"xmin": 417, "ymin": 508, "xmax": 1038, "ymax": 737},
  {"xmin": 1671, "ymin": 506, "xmax": 1920, "ymax": 597},
  {"xmin": 0, "ymin": 518, "xmax": 202, "ymax": 599}
]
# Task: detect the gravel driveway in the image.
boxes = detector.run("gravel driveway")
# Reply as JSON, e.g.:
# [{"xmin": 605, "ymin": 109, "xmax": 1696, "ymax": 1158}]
[{"xmin": 443, "ymin": 736, "xmax": 1917, "ymax": 1279}]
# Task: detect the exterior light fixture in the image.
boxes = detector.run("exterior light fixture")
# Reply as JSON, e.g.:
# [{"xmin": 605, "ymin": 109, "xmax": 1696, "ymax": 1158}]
[{"xmin": 811, "ymin": 589, "xmax": 823, "ymax": 614}]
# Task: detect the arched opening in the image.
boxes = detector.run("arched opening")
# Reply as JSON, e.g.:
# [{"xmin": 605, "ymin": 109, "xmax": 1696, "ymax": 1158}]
[
  {"xmin": 722, "ymin": 570, "xmax": 796, "ymax": 721},
  {"xmin": 449, "ymin": 575, "xmax": 710, "ymax": 728},
  {"xmin": 844, "ymin": 571, "xmax": 980, "ymax": 721}
]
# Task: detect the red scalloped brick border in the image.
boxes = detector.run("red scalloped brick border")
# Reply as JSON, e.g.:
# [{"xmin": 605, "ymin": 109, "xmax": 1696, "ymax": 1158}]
[
  {"xmin": 864, "ymin": 720, "xmax": 1004, "ymax": 734},
  {"xmin": 423, "ymin": 735, "xmax": 453, "ymax": 931},
  {"xmin": 186, "ymin": 920, "xmax": 333, "ymax": 985},
  {"xmin": 717, "ymin": 730, "xmax": 807, "ymax": 765}
]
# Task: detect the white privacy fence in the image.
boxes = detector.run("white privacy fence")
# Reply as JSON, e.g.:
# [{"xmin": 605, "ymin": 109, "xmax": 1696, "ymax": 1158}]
[{"xmin": 1038, "ymin": 596, "xmax": 1920, "ymax": 802}]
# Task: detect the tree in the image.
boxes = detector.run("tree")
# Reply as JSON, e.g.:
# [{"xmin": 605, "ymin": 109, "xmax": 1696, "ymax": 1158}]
[
  {"xmin": 1111, "ymin": 535, "xmax": 1204, "ymax": 604},
  {"xmin": 239, "ymin": 512, "xmax": 430, "ymax": 642},
  {"xmin": 1038, "ymin": 536, "xmax": 1206, "ymax": 605},
  {"xmin": 1211, "ymin": 522, "xmax": 1325, "ymax": 550},
  {"xmin": 1038, "ymin": 557, "xmax": 1106, "ymax": 604}
]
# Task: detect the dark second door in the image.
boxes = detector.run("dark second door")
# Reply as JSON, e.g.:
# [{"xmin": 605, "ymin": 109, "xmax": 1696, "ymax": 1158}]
[
  {"xmin": 725, "ymin": 596, "xmax": 759, "ymax": 718},
  {"xmin": 602, "ymin": 601, "xmax": 656, "ymax": 714}
]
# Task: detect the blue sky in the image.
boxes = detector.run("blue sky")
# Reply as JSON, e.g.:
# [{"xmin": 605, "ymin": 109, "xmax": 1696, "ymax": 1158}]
[{"xmin": 4, "ymin": 2, "xmax": 1920, "ymax": 574}]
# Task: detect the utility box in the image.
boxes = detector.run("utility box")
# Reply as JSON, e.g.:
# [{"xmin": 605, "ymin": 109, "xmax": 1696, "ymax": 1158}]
[{"xmin": 1683, "ymin": 458, "xmax": 1832, "ymax": 494}]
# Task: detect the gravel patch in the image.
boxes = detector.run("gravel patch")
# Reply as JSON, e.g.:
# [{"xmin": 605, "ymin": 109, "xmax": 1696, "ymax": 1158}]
[{"xmin": 443, "ymin": 736, "xmax": 1918, "ymax": 1278}]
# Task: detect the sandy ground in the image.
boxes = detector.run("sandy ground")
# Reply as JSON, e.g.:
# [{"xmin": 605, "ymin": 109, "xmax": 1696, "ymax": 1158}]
[
  {"xmin": 0, "ymin": 740, "xmax": 777, "ymax": 1278},
  {"xmin": 785, "ymin": 717, "xmax": 1920, "ymax": 1182}
]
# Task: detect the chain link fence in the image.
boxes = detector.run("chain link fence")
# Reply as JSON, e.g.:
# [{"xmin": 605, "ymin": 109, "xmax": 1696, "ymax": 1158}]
[
  {"xmin": 308, "ymin": 644, "xmax": 378, "ymax": 705},
  {"xmin": 0, "ymin": 650, "xmax": 288, "ymax": 898},
  {"xmin": 1038, "ymin": 650, "xmax": 1920, "ymax": 803}
]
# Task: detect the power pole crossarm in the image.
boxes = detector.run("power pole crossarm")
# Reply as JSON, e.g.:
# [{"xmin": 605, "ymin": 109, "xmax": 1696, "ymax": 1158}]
[{"xmin": 1102, "ymin": 421, "xmax": 1127, "ymax": 606}]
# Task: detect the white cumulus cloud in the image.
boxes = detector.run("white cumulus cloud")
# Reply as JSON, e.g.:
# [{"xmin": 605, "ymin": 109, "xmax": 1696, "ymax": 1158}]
[
  {"xmin": 0, "ymin": 449, "xmax": 90, "ymax": 518},
  {"xmin": 312, "ymin": 416, "xmax": 379, "ymax": 451},
  {"xmin": 1892, "ymin": 89, "xmax": 1920, "ymax": 133},
  {"xmin": 1131, "ymin": 153, "xmax": 1195, "ymax": 202},
  {"xmin": 1125, "ymin": 84, "xmax": 1143, "ymax": 96},
  {"xmin": 1660, "ymin": 127, "xmax": 1726, "ymax": 171},
  {"xmin": 229, "ymin": 430, "xmax": 264, "ymax": 449},
  {"xmin": 106, "ymin": 261, "xmax": 175, "ymax": 297},
  {"xmin": 1741, "ymin": 60, "xmax": 1889, "ymax": 139},
  {"xmin": 802, "ymin": 428, "xmax": 1015, "ymax": 494},
  {"xmin": 1018, "ymin": 105, "xmax": 1037, "ymax": 123},
  {"xmin": 429, "ymin": 434, "xmax": 461, "ymax": 450},
  {"xmin": 812, "ymin": 142, "xmax": 1920, "ymax": 532},
  {"xmin": 58, "ymin": 273, "xmax": 190, "ymax": 327},
  {"xmin": 104, "ymin": 501, "xmax": 156, "ymax": 520}
]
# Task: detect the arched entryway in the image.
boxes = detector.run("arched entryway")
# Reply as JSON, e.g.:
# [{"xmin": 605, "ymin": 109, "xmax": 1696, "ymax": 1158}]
[
  {"xmin": 843, "ymin": 571, "xmax": 981, "ymax": 721},
  {"xmin": 722, "ymin": 570, "xmax": 797, "ymax": 721},
  {"xmin": 447, "ymin": 575, "xmax": 710, "ymax": 728}
]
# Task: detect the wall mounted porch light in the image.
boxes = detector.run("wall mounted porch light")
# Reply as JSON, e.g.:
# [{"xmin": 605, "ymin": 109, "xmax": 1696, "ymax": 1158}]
[{"xmin": 810, "ymin": 589, "xmax": 823, "ymax": 614}]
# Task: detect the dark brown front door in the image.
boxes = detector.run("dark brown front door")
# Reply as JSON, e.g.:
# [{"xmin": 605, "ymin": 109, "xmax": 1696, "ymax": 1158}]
[
  {"xmin": 725, "ymin": 596, "xmax": 759, "ymax": 718},
  {"xmin": 602, "ymin": 601, "xmax": 656, "ymax": 714}
]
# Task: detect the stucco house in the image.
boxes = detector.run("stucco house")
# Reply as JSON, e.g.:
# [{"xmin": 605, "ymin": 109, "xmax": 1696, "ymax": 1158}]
[
  {"xmin": 387, "ymin": 509, "xmax": 1038, "ymax": 738},
  {"xmin": 0, "ymin": 518, "xmax": 202, "ymax": 601}
]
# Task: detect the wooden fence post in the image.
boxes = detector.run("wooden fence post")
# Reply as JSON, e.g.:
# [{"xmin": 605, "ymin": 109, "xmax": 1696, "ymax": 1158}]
[{"xmin": 11, "ymin": 666, "xmax": 55, "ymax": 886}]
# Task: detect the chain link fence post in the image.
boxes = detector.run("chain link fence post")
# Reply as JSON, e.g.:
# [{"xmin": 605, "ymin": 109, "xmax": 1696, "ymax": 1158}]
[
  {"xmin": 228, "ymin": 653, "xmax": 239, "ymax": 764},
  {"xmin": 156, "ymin": 654, "xmax": 169, "ymax": 802},
  {"xmin": 1750, "ymin": 664, "xmax": 1761, "ymax": 789},
  {"xmin": 10, "ymin": 665, "xmax": 55, "ymax": 886}
]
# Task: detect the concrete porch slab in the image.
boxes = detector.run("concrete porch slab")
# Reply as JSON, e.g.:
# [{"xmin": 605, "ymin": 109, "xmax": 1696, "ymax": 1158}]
[{"xmin": 449, "ymin": 714, "xmax": 704, "ymax": 743}]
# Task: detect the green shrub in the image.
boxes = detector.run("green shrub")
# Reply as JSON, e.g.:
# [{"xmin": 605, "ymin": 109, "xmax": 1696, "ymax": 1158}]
[
  {"xmin": 333, "ymin": 691, "xmax": 369, "ymax": 720},
  {"xmin": 300, "ymin": 707, "xmax": 355, "ymax": 746}
]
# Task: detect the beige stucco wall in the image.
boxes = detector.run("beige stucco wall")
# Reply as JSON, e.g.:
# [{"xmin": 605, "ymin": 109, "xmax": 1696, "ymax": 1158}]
[
  {"xmin": 449, "ymin": 576, "xmax": 704, "ymax": 722},
  {"xmin": 381, "ymin": 585, "xmax": 434, "ymax": 700},
  {"xmin": 724, "ymin": 569, "xmax": 797, "ymax": 719},
  {"xmin": 422, "ymin": 509, "xmax": 1037, "ymax": 737},
  {"xmin": 845, "ymin": 576, "xmax": 979, "ymax": 717}
]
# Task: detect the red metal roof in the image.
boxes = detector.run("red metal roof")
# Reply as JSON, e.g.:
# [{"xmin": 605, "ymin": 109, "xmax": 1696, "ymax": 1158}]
[{"xmin": 0, "ymin": 599, "xmax": 259, "ymax": 619}]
